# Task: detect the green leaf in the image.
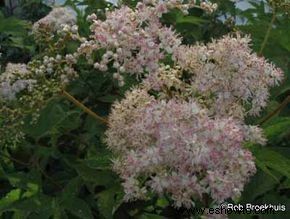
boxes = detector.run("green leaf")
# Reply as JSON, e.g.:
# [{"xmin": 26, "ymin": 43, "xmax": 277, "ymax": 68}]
[
  {"xmin": 0, "ymin": 189, "xmax": 21, "ymax": 213},
  {"xmin": 52, "ymin": 198, "xmax": 66, "ymax": 219},
  {"xmin": 67, "ymin": 160, "xmax": 116, "ymax": 187},
  {"xmin": 96, "ymin": 186, "xmax": 123, "ymax": 219},
  {"xmin": 241, "ymin": 170, "xmax": 279, "ymax": 202},
  {"xmin": 256, "ymin": 193, "xmax": 290, "ymax": 219},
  {"xmin": 176, "ymin": 16, "xmax": 207, "ymax": 25},
  {"xmin": 96, "ymin": 189, "xmax": 115, "ymax": 219},
  {"xmin": 250, "ymin": 146, "xmax": 290, "ymax": 180},
  {"xmin": 11, "ymin": 194, "xmax": 53, "ymax": 214},
  {"xmin": 0, "ymin": 17, "xmax": 30, "ymax": 35},
  {"xmin": 23, "ymin": 99, "xmax": 81, "ymax": 140},
  {"xmin": 23, "ymin": 183, "xmax": 39, "ymax": 198},
  {"xmin": 83, "ymin": 115, "xmax": 106, "ymax": 139},
  {"xmin": 97, "ymin": 95, "xmax": 121, "ymax": 103},
  {"xmin": 23, "ymin": 101, "xmax": 65, "ymax": 138},
  {"xmin": 156, "ymin": 198, "xmax": 169, "ymax": 208},
  {"xmin": 138, "ymin": 213, "xmax": 164, "ymax": 219},
  {"xmin": 6, "ymin": 171, "xmax": 41, "ymax": 192},
  {"xmin": 262, "ymin": 117, "xmax": 290, "ymax": 141},
  {"xmin": 278, "ymin": 27, "xmax": 290, "ymax": 52},
  {"xmin": 11, "ymin": 211, "xmax": 29, "ymax": 219},
  {"xmin": 85, "ymin": 154, "xmax": 112, "ymax": 170},
  {"xmin": 63, "ymin": 197, "xmax": 94, "ymax": 219},
  {"xmin": 61, "ymin": 177, "xmax": 82, "ymax": 202},
  {"xmin": 263, "ymin": 117, "xmax": 290, "ymax": 135},
  {"xmin": 254, "ymin": 158, "xmax": 279, "ymax": 182}
]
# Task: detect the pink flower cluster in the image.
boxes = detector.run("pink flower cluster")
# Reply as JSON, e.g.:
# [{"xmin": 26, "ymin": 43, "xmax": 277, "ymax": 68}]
[
  {"xmin": 106, "ymin": 89, "xmax": 263, "ymax": 208},
  {"xmin": 25, "ymin": 0, "xmax": 283, "ymax": 211},
  {"xmin": 78, "ymin": 0, "xmax": 208, "ymax": 84},
  {"xmin": 102, "ymin": 0, "xmax": 283, "ymax": 210},
  {"xmin": 173, "ymin": 35, "xmax": 283, "ymax": 118}
]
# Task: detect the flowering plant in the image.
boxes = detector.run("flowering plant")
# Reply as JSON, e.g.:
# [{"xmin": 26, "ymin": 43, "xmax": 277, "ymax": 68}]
[{"xmin": 0, "ymin": 0, "xmax": 290, "ymax": 218}]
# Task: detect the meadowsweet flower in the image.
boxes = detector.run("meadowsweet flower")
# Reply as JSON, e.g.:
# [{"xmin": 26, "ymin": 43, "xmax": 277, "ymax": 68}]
[
  {"xmin": 80, "ymin": 5, "xmax": 181, "ymax": 78},
  {"xmin": 173, "ymin": 34, "xmax": 283, "ymax": 118},
  {"xmin": 32, "ymin": 7, "xmax": 76, "ymax": 34},
  {"xmin": 35, "ymin": 54, "xmax": 78, "ymax": 84},
  {"xmin": 2, "ymin": 0, "xmax": 282, "ymax": 211},
  {"xmin": 105, "ymin": 88, "xmax": 262, "ymax": 208},
  {"xmin": 0, "ymin": 63, "xmax": 36, "ymax": 100},
  {"xmin": 105, "ymin": 88, "xmax": 155, "ymax": 153},
  {"xmin": 4, "ymin": 63, "xmax": 30, "ymax": 76},
  {"xmin": 243, "ymin": 125, "xmax": 267, "ymax": 145},
  {"xmin": 78, "ymin": 0, "xmax": 214, "ymax": 83},
  {"xmin": 200, "ymin": 1, "xmax": 218, "ymax": 13}
]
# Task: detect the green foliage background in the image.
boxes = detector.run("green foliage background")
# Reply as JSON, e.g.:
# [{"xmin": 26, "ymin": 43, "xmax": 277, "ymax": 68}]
[{"xmin": 0, "ymin": 0, "xmax": 290, "ymax": 218}]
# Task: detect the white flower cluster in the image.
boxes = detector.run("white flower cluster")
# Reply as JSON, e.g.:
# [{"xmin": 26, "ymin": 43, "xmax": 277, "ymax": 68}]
[
  {"xmin": 38, "ymin": 54, "xmax": 78, "ymax": 84},
  {"xmin": 200, "ymin": 1, "xmax": 218, "ymax": 13},
  {"xmin": 32, "ymin": 7, "xmax": 77, "ymax": 34},
  {"xmin": 0, "ymin": 53, "xmax": 79, "ymax": 101},
  {"xmin": 0, "ymin": 63, "xmax": 36, "ymax": 100},
  {"xmin": 173, "ymin": 35, "xmax": 283, "ymax": 118}
]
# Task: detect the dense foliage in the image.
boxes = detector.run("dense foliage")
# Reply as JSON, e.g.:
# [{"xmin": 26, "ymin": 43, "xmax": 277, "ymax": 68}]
[{"xmin": 0, "ymin": 0, "xmax": 290, "ymax": 219}]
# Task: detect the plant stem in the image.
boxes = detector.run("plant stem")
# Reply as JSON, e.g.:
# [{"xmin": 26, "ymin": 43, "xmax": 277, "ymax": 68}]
[
  {"xmin": 258, "ymin": 6, "xmax": 276, "ymax": 56},
  {"xmin": 259, "ymin": 95, "xmax": 290, "ymax": 125},
  {"xmin": 0, "ymin": 152, "xmax": 62, "ymax": 189},
  {"xmin": 0, "ymin": 152, "xmax": 30, "ymax": 166},
  {"xmin": 36, "ymin": 161, "xmax": 62, "ymax": 189},
  {"xmin": 61, "ymin": 90, "xmax": 108, "ymax": 125}
]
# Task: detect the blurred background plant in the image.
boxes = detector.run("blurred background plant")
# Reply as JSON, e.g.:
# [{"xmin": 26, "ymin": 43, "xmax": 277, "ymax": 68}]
[{"xmin": 0, "ymin": 0, "xmax": 290, "ymax": 218}]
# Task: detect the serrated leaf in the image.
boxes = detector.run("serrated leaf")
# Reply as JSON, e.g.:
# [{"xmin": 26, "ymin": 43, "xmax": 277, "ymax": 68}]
[
  {"xmin": 23, "ymin": 101, "xmax": 65, "ymax": 138},
  {"xmin": 23, "ymin": 99, "xmax": 81, "ymax": 140},
  {"xmin": 67, "ymin": 160, "xmax": 116, "ymax": 187}
]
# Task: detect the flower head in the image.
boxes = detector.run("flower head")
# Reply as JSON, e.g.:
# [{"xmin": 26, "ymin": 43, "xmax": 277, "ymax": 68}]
[
  {"xmin": 0, "ymin": 63, "xmax": 36, "ymax": 100},
  {"xmin": 105, "ymin": 87, "xmax": 262, "ymax": 208},
  {"xmin": 32, "ymin": 7, "xmax": 76, "ymax": 34},
  {"xmin": 172, "ymin": 34, "xmax": 283, "ymax": 118}
]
